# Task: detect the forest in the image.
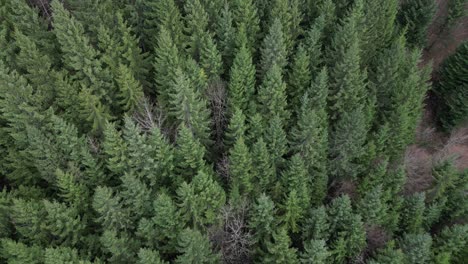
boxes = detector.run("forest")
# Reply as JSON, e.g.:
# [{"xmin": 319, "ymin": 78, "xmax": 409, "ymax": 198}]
[{"xmin": 0, "ymin": 0, "xmax": 467, "ymax": 263}]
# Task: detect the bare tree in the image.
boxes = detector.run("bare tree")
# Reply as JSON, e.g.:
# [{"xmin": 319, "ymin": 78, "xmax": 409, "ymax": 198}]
[
  {"xmin": 205, "ymin": 79, "xmax": 228, "ymax": 154},
  {"xmin": 209, "ymin": 201, "xmax": 253, "ymax": 264}
]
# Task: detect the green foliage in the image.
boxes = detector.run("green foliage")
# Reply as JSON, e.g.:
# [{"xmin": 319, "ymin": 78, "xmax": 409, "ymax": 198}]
[
  {"xmin": 231, "ymin": 0, "xmax": 260, "ymax": 52},
  {"xmin": 262, "ymin": 228, "xmax": 299, "ymax": 264},
  {"xmin": 137, "ymin": 248, "xmax": 167, "ymax": 264},
  {"xmin": 435, "ymin": 42, "xmax": 468, "ymax": 129},
  {"xmin": 229, "ymin": 136, "xmax": 254, "ymax": 199},
  {"xmin": 400, "ymin": 232, "xmax": 433, "ymax": 264},
  {"xmin": 174, "ymin": 125, "xmax": 207, "ymax": 182},
  {"xmin": 177, "ymin": 170, "xmax": 226, "ymax": 228},
  {"xmin": 300, "ymin": 239, "xmax": 330, "ymax": 264},
  {"xmin": 397, "ymin": 0, "xmax": 436, "ymax": 47},
  {"xmin": 228, "ymin": 44, "xmax": 256, "ymax": 113},
  {"xmin": 1, "ymin": 238, "xmax": 44, "ymax": 264},
  {"xmin": 400, "ymin": 192, "xmax": 426, "ymax": 234},
  {"xmin": 259, "ymin": 19, "xmax": 287, "ymax": 76},
  {"xmin": 175, "ymin": 228, "xmax": 220, "ymax": 264}
]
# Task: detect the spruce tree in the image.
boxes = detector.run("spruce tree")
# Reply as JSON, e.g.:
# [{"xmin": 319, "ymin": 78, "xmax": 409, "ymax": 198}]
[
  {"xmin": 249, "ymin": 194, "xmax": 277, "ymax": 249},
  {"xmin": 399, "ymin": 233, "xmax": 433, "ymax": 264},
  {"xmin": 175, "ymin": 228, "xmax": 220, "ymax": 264},
  {"xmin": 228, "ymin": 44, "xmax": 256, "ymax": 113},
  {"xmin": 154, "ymin": 27, "xmax": 181, "ymax": 111},
  {"xmin": 303, "ymin": 15, "xmax": 326, "ymax": 76},
  {"xmin": 224, "ymin": 107, "xmax": 247, "ymax": 148},
  {"xmin": 259, "ymin": 19, "xmax": 287, "ymax": 76},
  {"xmin": 92, "ymin": 186, "xmax": 131, "ymax": 232},
  {"xmin": 169, "ymin": 69, "xmax": 212, "ymax": 146},
  {"xmin": 184, "ymin": 0, "xmax": 209, "ymax": 59},
  {"xmin": 400, "ymin": 192, "xmax": 426, "ymax": 234},
  {"xmin": 368, "ymin": 241, "xmax": 406, "ymax": 264},
  {"xmin": 215, "ymin": 3, "xmax": 236, "ymax": 69},
  {"xmin": 199, "ymin": 34, "xmax": 223, "ymax": 80},
  {"xmin": 0, "ymin": 238, "xmax": 44, "ymax": 264},
  {"xmin": 287, "ymin": 44, "xmax": 312, "ymax": 113},
  {"xmin": 174, "ymin": 124, "xmax": 207, "ymax": 182},
  {"xmin": 251, "ymin": 137, "xmax": 276, "ymax": 194},
  {"xmin": 229, "ymin": 136, "xmax": 254, "ymax": 198},
  {"xmin": 264, "ymin": 115, "xmax": 288, "ymax": 169},
  {"xmin": 231, "ymin": 0, "xmax": 260, "ymax": 52},
  {"xmin": 137, "ymin": 248, "xmax": 168, "ymax": 264},
  {"xmin": 300, "ymin": 239, "xmax": 330, "ymax": 264},
  {"xmin": 435, "ymin": 42, "xmax": 468, "ymax": 129},
  {"xmin": 262, "ymin": 228, "xmax": 299, "ymax": 264},
  {"xmin": 302, "ymin": 206, "xmax": 330, "ymax": 241},
  {"xmin": 257, "ymin": 64, "xmax": 290, "ymax": 123},
  {"xmin": 397, "ymin": 0, "xmax": 436, "ymax": 47},
  {"xmin": 115, "ymin": 64, "xmax": 144, "ymax": 112},
  {"xmin": 44, "ymin": 247, "xmax": 92, "ymax": 264},
  {"xmin": 100, "ymin": 229, "xmax": 139, "ymax": 264},
  {"xmin": 177, "ymin": 170, "xmax": 226, "ymax": 228}
]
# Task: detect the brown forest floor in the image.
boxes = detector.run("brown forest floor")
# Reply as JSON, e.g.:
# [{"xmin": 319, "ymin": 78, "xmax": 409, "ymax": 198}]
[{"xmin": 404, "ymin": 0, "xmax": 468, "ymax": 193}]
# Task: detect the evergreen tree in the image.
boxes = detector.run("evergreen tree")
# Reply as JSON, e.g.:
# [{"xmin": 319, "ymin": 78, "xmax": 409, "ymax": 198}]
[
  {"xmin": 264, "ymin": 115, "xmax": 288, "ymax": 169},
  {"xmin": 224, "ymin": 107, "xmax": 247, "ymax": 148},
  {"xmin": 257, "ymin": 64, "xmax": 290, "ymax": 122},
  {"xmin": 251, "ymin": 137, "xmax": 276, "ymax": 194},
  {"xmin": 184, "ymin": 0, "xmax": 209, "ymax": 59},
  {"xmin": 400, "ymin": 192, "xmax": 426, "ymax": 234},
  {"xmin": 280, "ymin": 155, "xmax": 310, "ymax": 212},
  {"xmin": 137, "ymin": 192, "xmax": 183, "ymax": 255},
  {"xmin": 92, "ymin": 186, "xmax": 131, "ymax": 232},
  {"xmin": 10, "ymin": 198, "xmax": 48, "ymax": 245},
  {"xmin": 153, "ymin": 27, "xmax": 181, "ymax": 110},
  {"xmin": 262, "ymin": 228, "xmax": 299, "ymax": 264},
  {"xmin": 397, "ymin": 0, "xmax": 436, "ymax": 47},
  {"xmin": 433, "ymin": 224, "xmax": 468, "ymax": 263},
  {"xmin": 249, "ymin": 194, "xmax": 277, "ymax": 249},
  {"xmin": 175, "ymin": 228, "xmax": 220, "ymax": 264},
  {"xmin": 174, "ymin": 125, "xmax": 207, "ymax": 182},
  {"xmin": 115, "ymin": 63, "xmax": 144, "ymax": 112},
  {"xmin": 44, "ymin": 246, "xmax": 92, "ymax": 264},
  {"xmin": 140, "ymin": 0, "xmax": 185, "ymax": 50},
  {"xmin": 287, "ymin": 44, "xmax": 311, "ymax": 115},
  {"xmin": 228, "ymin": 44, "xmax": 256, "ymax": 113},
  {"xmin": 0, "ymin": 238, "xmax": 44, "ymax": 264},
  {"xmin": 302, "ymin": 206, "xmax": 330, "ymax": 241},
  {"xmin": 147, "ymin": 126, "xmax": 175, "ymax": 187},
  {"xmin": 259, "ymin": 19, "xmax": 287, "ymax": 76},
  {"xmin": 102, "ymin": 121, "xmax": 128, "ymax": 177},
  {"xmin": 368, "ymin": 241, "xmax": 406, "ymax": 264},
  {"xmin": 435, "ymin": 42, "xmax": 468, "ymax": 129},
  {"xmin": 357, "ymin": 185, "xmax": 387, "ymax": 225},
  {"xmin": 177, "ymin": 170, "xmax": 226, "ymax": 228},
  {"xmin": 303, "ymin": 15, "xmax": 326, "ymax": 76},
  {"xmin": 215, "ymin": 3, "xmax": 236, "ymax": 69},
  {"xmin": 169, "ymin": 69, "xmax": 212, "ymax": 146},
  {"xmin": 100, "ymin": 229, "xmax": 139, "ymax": 264},
  {"xmin": 137, "ymin": 248, "xmax": 168, "ymax": 264},
  {"xmin": 300, "ymin": 239, "xmax": 330, "ymax": 264},
  {"xmin": 229, "ymin": 136, "xmax": 254, "ymax": 198},
  {"xmin": 231, "ymin": 0, "xmax": 260, "ymax": 52},
  {"xmin": 43, "ymin": 200, "xmax": 86, "ymax": 247},
  {"xmin": 281, "ymin": 189, "xmax": 303, "ymax": 233},
  {"xmin": 399, "ymin": 233, "xmax": 433, "ymax": 264},
  {"xmin": 199, "ymin": 34, "xmax": 223, "ymax": 80}
]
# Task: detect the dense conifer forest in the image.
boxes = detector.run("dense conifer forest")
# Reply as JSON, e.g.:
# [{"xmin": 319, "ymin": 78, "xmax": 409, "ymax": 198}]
[{"xmin": 0, "ymin": 0, "xmax": 467, "ymax": 263}]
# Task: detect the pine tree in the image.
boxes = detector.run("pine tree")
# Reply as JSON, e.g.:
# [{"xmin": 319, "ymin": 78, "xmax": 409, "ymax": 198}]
[
  {"xmin": 224, "ymin": 107, "xmax": 247, "ymax": 148},
  {"xmin": 328, "ymin": 108, "xmax": 368, "ymax": 180},
  {"xmin": 368, "ymin": 241, "xmax": 405, "ymax": 264},
  {"xmin": 251, "ymin": 137, "xmax": 276, "ymax": 194},
  {"xmin": 228, "ymin": 44, "xmax": 256, "ymax": 113},
  {"xmin": 199, "ymin": 34, "xmax": 223, "ymax": 80},
  {"xmin": 92, "ymin": 186, "xmax": 131, "ymax": 232},
  {"xmin": 399, "ymin": 233, "xmax": 433, "ymax": 264},
  {"xmin": 174, "ymin": 125, "xmax": 207, "ymax": 182},
  {"xmin": 249, "ymin": 194, "xmax": 277, "ymax": 248},
  {"xmin": 262, "ymin": 227, "xmax": 299, "ymax": 263},
  {"xmin": 100, "ymin": 229, "xmax": 139, "ymax": 264},
  {"xmin": 115, "ymin": 63, "xmax": 144, "ymax": 112},
  {"xmin": 154, "ymin": 27, "xmax": 181, "ymax": 110},
  {"xmin": 147, "ymin": 126, "xmax": 175, "ymax": 187},
  {"xmin": 280, "ymin": 155, "xmax": 310, "ymax": 213},
  {"xmin": 137, "ymin": 248, "xmax": 168, "ymax": 264},
  {"xmin": 169, "ymin": 69, "xmax": 212, "ymax": 146},
  {"xmin": 215, "ymin": 3, "xmax": 236, "ymax": 69},
  {"xmin": 175, "ymin": 228, "xmax": 220, "ymax": 264},
  {"xmin": 229, "ymin": 136, "xmax": 254, "ymax": 198},
  {"xmin": 137, "ymin": 192, "xmax": 183, "ymax": 255},
  {"xmin": 287, "ymin": 44, "xmax": 311, "ymax": 115},
  {"xmin": 177, "ymin": 170, "xmax": 226, "ymax": 228},
  {"xmin": 400, "ymin": 192, "xmax": 426, "ymax": 234},
  {"xmin": 1, "ymin": 238, "xmax": 44, "ymax": 264},
  {"xmin": 302, "ymin": 206, "xmax": 330, "ymax": 241},
  {"xmin": 257, "ymin": 64, "xmax": 290, "ymax": 122},
  {"xmin": 259, "ymin": 19, "xmax": 287, "ymax": 76},
  {"xmin": 264, "ymin": 115, "xmax": 287, "ymax": 169},
  {"xmin": 397, "ymin": 0, "xmax": 436, "ymax": 47},
  {"xmin": 102, "ymin": 121, "xmax": 128, "ymax": 177},
  {"xmin": 433, "ymin": 224, "xmax": 468, "ymax": 263},
  {"xmin": 231, "ymin": 0, "xmax": 260, "ymax": 52},
  {"xmin": 44, "ymin": 246, "xmax": 92, "ymax": 264},
  {"xmin": 184, "ymin": 0, "xmax": 209, "ymax": 59},
  {"xmin": 140, "ymin": 0, "xmax": 185, "ymax": 50},
  {"xmin": 435, "ymin": 42, "xmax": 468, "ymax": 129},
  {"xmin": 289, "ymin": 69, "xmax": 329, "ymax": 204},
  {"xmin": 303, "ymin": 15, "xmax": 326, "ymax": 76},
  {"xmin": 300, "ymin": 239, "xmax": 330, "ymax": 264},
  {"xmin": 43, "ymin": 200, "xmax": 86, "ymax": 247}
]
